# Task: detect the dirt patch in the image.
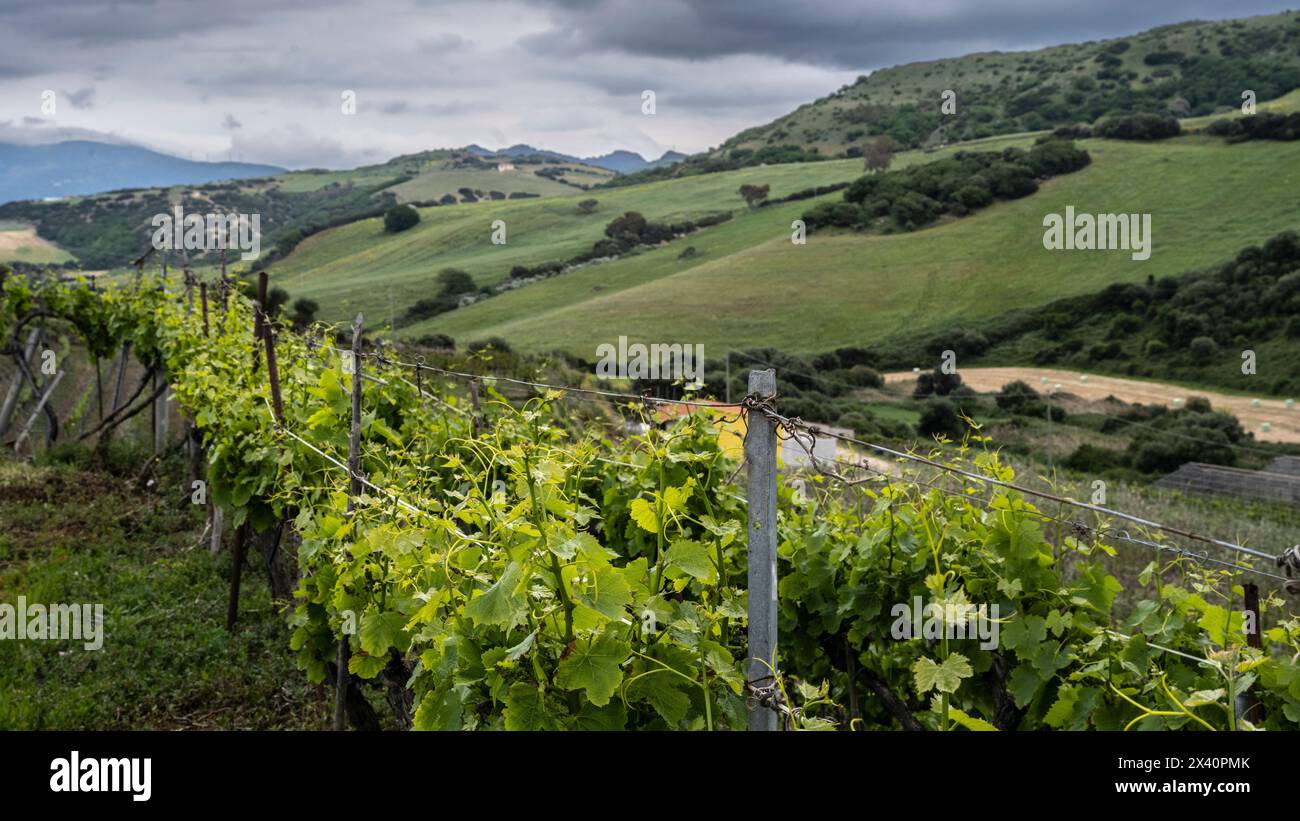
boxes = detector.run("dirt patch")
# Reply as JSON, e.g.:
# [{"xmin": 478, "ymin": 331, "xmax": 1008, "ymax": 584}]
[
  {"xmin": 0, "ymin": 226, "xmax": 60, "ymax": 254},
  {"xmin": 885, "ymin": 367, "xmax": 1300, "ymax": 443}
]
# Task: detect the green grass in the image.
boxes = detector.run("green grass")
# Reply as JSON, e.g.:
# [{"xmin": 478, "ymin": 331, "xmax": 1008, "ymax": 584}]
[
  {"xmin": 269, "ymin": 133, "xmax": 1040, "ymax": 332},
  {"xmin": 867, "ymin": 404, "xmax": 922, "ymax": 427},
  {"xmin": 268, "ymin": 154, "xmax": 885, "ymax": 328},
  {"xmin": 418, "ymin": 135, "xmax": 1300, "ymax": 354},
  {"xmin": 390, "ymin": 160, "xmax": 613, "ymax": 202},
  {"xmin": 273, "ymin": 166, "xmax": 409, "ymax": 194},
  {"xmin": 0, "ymin": 456, "xmax": 329, "ymax": 729}
]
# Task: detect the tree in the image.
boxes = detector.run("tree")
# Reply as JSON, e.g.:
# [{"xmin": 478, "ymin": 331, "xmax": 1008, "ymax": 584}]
[
  {"xmin": 862, "ymin": 136, "xmax": 898, "ymax": 173},
  {"xmin": 913, "ymin": 370, "xmax": 963, "ymax": 398},
  {"xmin": 917, "ymin": 399, "xmax": 964, "ymax": 440},
  {"xmin": 577, "ymin": 199, "xmax": 599, "ymax": 214},
  {"xmin": 384, "ymin": 204, "xmax": 420, "ymax": 233},
  {"xmin": 1189, "ymin": 335, "xmax": 1219, "ymax": 364},
  {"xmin": 604, "ymin": 212, "xmax": 648, "ymax": 240},
  {"xmin": 436, "ymin": 268, "xmax": 475, "ymax": 296},
  {"xmin": 414, "ymin": 333, "xmax": 455, "ymax": 350},
  {"xmin": 289, "ymin": 298, "xmax": 319, "ymax": 330},
  {"xmin": 266, "ymin": 287, "xmax": 290, "ymax": 317},
  {"xmin": 738, "ymin": 184, "xmax": 770, "ymax": 208}
]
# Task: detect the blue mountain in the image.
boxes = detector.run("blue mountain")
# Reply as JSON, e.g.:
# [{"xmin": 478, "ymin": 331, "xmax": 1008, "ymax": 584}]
[{"xmin": 0, "ymin": 141, "xmax": 285, "ymax": 204}]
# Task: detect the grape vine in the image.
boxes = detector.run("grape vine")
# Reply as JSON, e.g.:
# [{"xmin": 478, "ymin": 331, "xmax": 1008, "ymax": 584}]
[{"xmin": 3, "ymin": 269, "xmax": 1298, "ymax": 730}]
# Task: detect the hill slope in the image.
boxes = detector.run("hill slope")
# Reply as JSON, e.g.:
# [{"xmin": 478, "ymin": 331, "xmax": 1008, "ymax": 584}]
[
  {"xmin": 409, "ymin": 134, "xmax": 1300, "ymax": 354},
  {"xmin": 615, "ymin": 10, "xmax": 1300, "ymax": 187},
  {"xmin": 0, "ymin": 148, "xmax": 613, "ymax": 269}
]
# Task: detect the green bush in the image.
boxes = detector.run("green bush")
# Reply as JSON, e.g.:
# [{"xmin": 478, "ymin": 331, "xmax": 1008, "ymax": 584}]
[
  {"xmin": 917, "ymin": 399, "xmax": 965, "ymax": 439},
  {"xmin": 384, "ymin": 204, "xmax": 421, "ymax": 233}
]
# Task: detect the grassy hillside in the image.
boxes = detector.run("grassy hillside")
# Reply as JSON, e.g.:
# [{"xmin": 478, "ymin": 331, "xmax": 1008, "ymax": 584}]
[
  {"xmin": 613, "ymin": 10, "xmax": 1300, "ymax": 187},
  {"xmin": 265, "ymin": 150, "xmax": 910, "ymax": 327},
  {"xmin": 407, "ymin": 134, "xmax": 1300, "ymax": 354},
  {"xmin": 0, "ymin": 148, "xmax": 613, "ymax": 269},
  {"xmin": 908, "ymin": 228, "xmax": 1300, "ymax": 399}
]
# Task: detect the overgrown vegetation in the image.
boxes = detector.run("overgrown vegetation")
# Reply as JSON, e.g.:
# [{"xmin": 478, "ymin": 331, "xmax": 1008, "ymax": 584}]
[
  {"xmin": 0, "ymin": 452, "xmax": 329, "ymax": 729},
  {"xmin": 870, "ymin": 230, "xmax": 1300, "ymax": 397},
  {"xmin": 691, "ymin": 11, "xmax": 1300, "ymax": 163},
  {"xmin": 802, "ymin": 139, "xmax": 1090, "ymax": 232},
  {"xmin": 1206, "ymin": 111, "xmax": 1300, "ymax": 141}
]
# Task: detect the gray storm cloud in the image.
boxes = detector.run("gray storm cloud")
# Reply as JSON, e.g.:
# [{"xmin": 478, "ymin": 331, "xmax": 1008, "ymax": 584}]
[{"xmin": 0, "ymin": 0, "xmax": 1292, "ymax": 168}]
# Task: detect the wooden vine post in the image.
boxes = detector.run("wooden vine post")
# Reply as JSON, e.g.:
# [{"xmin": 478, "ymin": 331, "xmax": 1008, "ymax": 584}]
[
  {"xmin": 334, "ymin": 312, "xmax": 365, "ymax": 731},
  {"xmin": 224, "ymin": 273, "xmax": 253, "ymax": 628},
  {"xmin": 1235, "ymin": 582, "xmax": 1264, "ymax": 725},
  {"xmin": 470, "ymin": 378, "xmax": 482, "ymax": 438},
  {"xmin": 218, "ymin": 271, "xmax": 229, "ymax": 334},
  {"xmin": 0, "ymin": 328, "xmax": 40, "ymax": 440},
  {"xmin": 263, "ymin": 314, "xmax": 285, "ymax": 425},
  {"xmin": 253, "ymin": 271, "xmax": 268, "ymax": 374},
  {"xmin": 200, "ymin": 282, "xmax": 210, "ymax": 338},
  {"xmin": 744, "ymin": 368, "xmax": 779, "ymax": 730},
  {"xmin": 226, "ymin": 524, "xmax": 248, "ymax": 632}
]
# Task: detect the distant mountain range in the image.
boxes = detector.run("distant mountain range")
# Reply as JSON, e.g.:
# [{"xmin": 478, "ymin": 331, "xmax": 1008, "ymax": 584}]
[
  {"xmin": 464, "ymin": 143, "xmax": 687, "ymax": 174},
  {"xmin": 0, "ymin": 141, "xmax": 284, "ymax": 205}
]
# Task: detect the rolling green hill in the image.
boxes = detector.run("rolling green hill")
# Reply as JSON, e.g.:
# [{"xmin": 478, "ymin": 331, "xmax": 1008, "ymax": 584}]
[
  {"xmin": 610, "ymin": 10, "xmax": 1300, "ymax": 188},
  {"xmin": 403, "ymin": 133, "xmax": 1300, "ymax": 354},
  {"xmin": 266, "ymin": 133, "xmax": 1038, "ymax": 329},
  {"xmin": 0, "ymin": 148, "xmax": 613, "ymax": 270}
]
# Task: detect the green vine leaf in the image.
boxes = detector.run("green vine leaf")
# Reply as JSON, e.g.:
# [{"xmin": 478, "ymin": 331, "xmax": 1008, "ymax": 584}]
[
  {"xmin": 912, "ymin": 653, "xmax": 973, "ymax": 695},
  {"xmin": 555, "ymin": 632, "xmax": 631, "ymax": 706}
]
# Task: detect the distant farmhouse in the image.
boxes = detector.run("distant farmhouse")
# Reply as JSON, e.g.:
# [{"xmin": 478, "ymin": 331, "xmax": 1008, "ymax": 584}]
[{"xmin": 496, "ymin": 162, "xmax": 515, "ymax": 172}]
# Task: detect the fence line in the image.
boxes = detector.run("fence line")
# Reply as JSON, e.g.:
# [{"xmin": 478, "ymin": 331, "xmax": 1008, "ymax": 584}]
[
  {"xmin": 305, "ymin": 342, "xmax": 1288, "ymax": 566},
  {"xmin": 790, "ymin": 430, "xmax": 1292, "ymax": 585}
]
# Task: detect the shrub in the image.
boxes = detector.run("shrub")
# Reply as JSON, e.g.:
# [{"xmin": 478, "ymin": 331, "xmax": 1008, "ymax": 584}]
[
  {"xmin": 1142, "ymin": 50, "xmax": 1184, "ymax": 66},
  {"xmin": 917, "ymin": 399, "xmax": 965, "ymax": 439},
  {"xmin": 996, "ymin": 380, "xmax": 1043, "ymax": 414},
  {"xmin": 383, "ymin": 204, "xmax": 421, "ymax": 233},
  {"xmin": 834, "ymin": 346, "xmax": 876, "ymax": 368},
  {"xmin": 1188, "ymin": 335, "xmax": 1219, "ymax": 363},
  {"xmin": 1095, "ymin": 114, "xmax": 1181, "ymax": 140},
  {"xmin": 1205, "ymin": 112, "xmax": 1300, "ymax": 142},
  {"xmin": 468, "ymin": 337, "xmax": 513, "ymax": 354},
  {"xmin": 914, "ymin": 370, "xmax": 963, "ymax": 398},
  {"xmin": 739, "ymin": 184, "xmax": 770, "ymax": 207},
  {"xmin": 889, "ymin": 192, "xmax": 941, "ymax": 229},
  {"xmin": 803, "ymin": 201, "xmax": 863, "ymax": 229},
  {"xmin": 1064, "ymin": 443, "xmax": 1130, "ymax": 473},
  {"xmin": 414, "ymin": 333, "xmax": 455, "ymax": 349},
  {"xmin": 840, "ymin": 365, "xmax": 884, "ymax": 388},
  {"xmin": 436, "ymin": 268, "xmax": 476, "ymax": 295}
]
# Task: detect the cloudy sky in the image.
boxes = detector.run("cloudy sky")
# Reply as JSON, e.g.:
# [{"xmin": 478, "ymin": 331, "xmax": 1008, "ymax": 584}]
[{"xmin": 0, "ymin": 0, "xmax": 1293, "ymax": 169}]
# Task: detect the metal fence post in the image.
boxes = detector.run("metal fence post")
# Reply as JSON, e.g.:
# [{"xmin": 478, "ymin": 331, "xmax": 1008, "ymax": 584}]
[
  {"xmin": 335, "ymin": 312, "xmax": 364, "ymax": 731},
  {"xmin": 745, "ymin": 368, "xmax": 779, "ymax": 730}
]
